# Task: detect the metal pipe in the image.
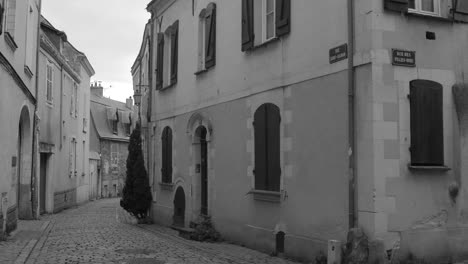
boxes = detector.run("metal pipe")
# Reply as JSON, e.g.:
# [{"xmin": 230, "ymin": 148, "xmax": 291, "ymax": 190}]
[{"xmin": 347, "ymin": 0, "xmax": 356, "ymax": 229}]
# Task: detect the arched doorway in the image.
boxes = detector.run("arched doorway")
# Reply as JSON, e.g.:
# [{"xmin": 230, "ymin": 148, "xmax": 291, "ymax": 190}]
[
  {"xmin": 173, "ymin": 187, "xmax": 186, "ymax": 227},
  {"xmin": 195, "ymin": 126, "xmax": 208, "ymax": 215},
  {"xmin": 17, "ymin": 106, "xmax": 32, "ymax": 219}
]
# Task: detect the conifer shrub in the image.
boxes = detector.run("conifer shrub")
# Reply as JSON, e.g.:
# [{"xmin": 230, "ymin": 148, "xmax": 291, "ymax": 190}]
[
  {"xmin": 120, "ymin": 123, "xmax": 152, "ymax": 220},
  {"xmin": 189, "ymin": 216, "xmax": 221, "ymax": 242}
]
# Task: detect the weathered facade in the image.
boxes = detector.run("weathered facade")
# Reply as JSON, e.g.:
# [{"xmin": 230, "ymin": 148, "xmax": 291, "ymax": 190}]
[
  {"xmin": 37, "ymin": 17, "xmax": 95, "ymax": 214},
  {"xmin": 90, "ymin": 84, "xmax": 134, "ymax": 198},
  {"xmin": 134, "ymin": 0, "xmax": 468, "ymax": 262},
  {"xmin": 0, "ymin": 0, "xmax": 40, "ymax": 231}
]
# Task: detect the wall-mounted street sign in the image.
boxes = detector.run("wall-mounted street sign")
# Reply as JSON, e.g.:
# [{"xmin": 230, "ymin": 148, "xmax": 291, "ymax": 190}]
[
  {"xmin": 329, "ymin": 44, "xmax": 348, "ymax": 64},
  {"xmin": 392, "ymin": 49, "xmax": 416, "ymax": 67}
]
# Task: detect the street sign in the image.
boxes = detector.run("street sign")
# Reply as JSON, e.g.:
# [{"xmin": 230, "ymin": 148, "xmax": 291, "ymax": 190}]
[
  {"xmin": 392, "ymin": 49, "xmax": 416, "ymax": 67},
  {"xmin": 329, "ymin": 44, "xmax": 348, "ymax": 64}
]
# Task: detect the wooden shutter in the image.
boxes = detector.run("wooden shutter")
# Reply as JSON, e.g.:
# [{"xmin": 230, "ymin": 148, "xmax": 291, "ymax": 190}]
[
  {"xmin": 454, "ymin": 0, "xmax": 468, "ymax": 23},
  {"xmin": 241, "ymin": 0, "xmax": 254, "ymax": 51},
  {"xmin": 167, "ymin": 127, "xmax": 173, "ymax": 183},
  {"xmin": 266, "ymin": 104, "xmax": 281, "ymax": 191},
  {"xmin": 254, "ymin": 105, "xmax": 267, "ymax": 190},
  {"xmin": 161, "ymin": 127, "xmax": 167, "ymax": 182},
  {"xmin": 384, "ymin": 0, "xmax": 409, "ymax": 12},
  {"xmin": 276, "ymin": 0, "xmax": 290, "ymax": 37},
  {"xmin": 205, "ymin": 3, "xmax": 216, "ymax": 69},
  {"xmin": 409, "ymin": 80, "xmax": 444, "ymax": 166},
  {"xmin": 156, "ymin": 33, "xmax": 164, "ymax": 90},
  {"xmin": 170, "ymin": 21, "xmax": 179, "ymax": 84},
  {"xmin": 0, "ymin": 2, "xmax": 4, "ymax": 35}
]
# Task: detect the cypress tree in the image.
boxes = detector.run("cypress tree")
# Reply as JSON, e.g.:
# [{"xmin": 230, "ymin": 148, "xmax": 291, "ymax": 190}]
[{"xmin": 120, "ymin": 123, "xmax": 152, "ymax": 220}]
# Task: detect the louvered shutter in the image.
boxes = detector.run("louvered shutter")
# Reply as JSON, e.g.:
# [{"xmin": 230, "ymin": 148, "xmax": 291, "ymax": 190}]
[
  {"xmin": 170, "ymin": 21, "xmax": 179, "ymax": 84},
  {"xmin": 384, "ymin": 0, "xmax": 409, "ymax": 12},
  {"xmin": 241, "ymin": 0, "xmax": 254, "ymax": 51},
  {"xmin": 276, "ymin": 0, "xmax": 290, "ymax": 37},
  {"xmin": 266, "ymin": 104, "xmax": 281, "ymax": 191},
  {"xmin": 409, "ymin": 80, "xmax": 444, "ymax": 166},
  {"xmin": 0, "ymin": 2, "xmax": 3, "ymax": 36},
  {"xmin": 167, "ymin": 128, "xmax": 173, "ymax": 183},
  {"xmin": 254, "ymin": 105, "xmax": 267, "ymax": 190},
  {"xmin": 205, "ymin": 3, "xmax": 216, "ymax": 69},
  {"xmin": 161, "ymin": 128, "xmax": 167, "ymax": 182},
  {"xmin": 454, "ymin": 0, "xmax": 468, "ymax": 23},
  {"xmin": 156, "ymin": 33, "xmax": 164, "ymax": 90}
]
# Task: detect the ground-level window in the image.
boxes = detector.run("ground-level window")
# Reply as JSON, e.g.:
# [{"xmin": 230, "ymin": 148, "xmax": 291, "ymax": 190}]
[
  {"xmin": 254, "ymin": 103, "xmax": 281, "ymax": 191},
  {"xmin": 409, "ymin": 79, "xmax": 444, "ymax": 166},
  {"xmin": 161, "ymin": 126, "xmax": 173, "ymax": 183}
]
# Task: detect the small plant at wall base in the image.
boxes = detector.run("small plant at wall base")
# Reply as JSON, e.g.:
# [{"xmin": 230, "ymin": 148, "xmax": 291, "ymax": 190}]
[
  {"xmin": 189, "ymin": 216, "xmax": 221, "ymax": 242},
  {"xmin": 120, "ymin": 123, "xmax": 152, "ymax": 221}
]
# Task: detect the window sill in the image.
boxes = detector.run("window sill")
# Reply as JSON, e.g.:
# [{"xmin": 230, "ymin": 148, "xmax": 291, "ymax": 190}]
[
  {"xmin": 247, "ymin": 37, "xmax": 280, "ymax": 52},
  {"xmin": 159, "ymin": 182, "xmax": 174, "ymax": 191},
  {"xmin": 408, "ymin": 164, "xmax": 451, "ymax": 171},
  {"xmin": 159, "ymin": 82, "xmax": 176, "ymax": 91},
  {"xmin": 194, "ymin": 68, "xmax": 208, "ymax": 76},
  {"xmin": 4, "ymin": 32, "xmax": 18, "ymax": 51},
  {"xmin": 248, "ymin": 189, "xmax": 282, "ymax": 203},
  {"xmin": 24, "ymin": 65, "xmax": 33, "ymax": 79},
  {"xmin": 46, "ymin": 101, "xmax": 54, "ymax": 108},
  {"xmin": 406, "ymin": 11, "xmax": 453, "ymax": 23}
]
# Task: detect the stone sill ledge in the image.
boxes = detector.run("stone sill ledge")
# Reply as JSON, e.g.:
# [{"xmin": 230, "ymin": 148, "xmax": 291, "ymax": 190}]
[
  {"xmin": 4, "ymin": 32, "xmax": 18, "ymax": 51},
  {"xmin": 248, "ymin": 189, "xmax": 282, "ymax": 203},
  {"xmin": 159, "ymin": 182, "xmax": 174, "ymax": 191},
  {"xmin": 408, "ymin": 164, "xmax": 451, "ymax": 171}
]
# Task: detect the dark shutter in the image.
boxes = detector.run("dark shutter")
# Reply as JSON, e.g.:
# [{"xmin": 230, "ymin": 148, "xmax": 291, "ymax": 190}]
[
  {"xmin": 276, "ymin": 0, "xmax": 290, "ymax": 37},
  {"xmin": 254, "ymin": 105, "xmax": 267, "ymax": 190},
  {"xmin": 205, "ymin": 3, "xmax": 216, "ymax": 69},
  {"xmin": 454, "ymin": 0, "xmax": 468, "ymax": 23},
  {"xmin": 241, "ymin": 0, "xmax": 254, "ymax": 51},
  {"xmin": 156, "ymin": 33, "xmax": 164, "ymax": 90},
  {"xmin": 409, "ymin": 80, "xmax": 444, "ymax": 166},
  {"xmin": 161, "ymin": 128, "xmax": 167, "ymax": 182},
  {"xmin": 266, "ymin": 104, "xmax": 281, "ymax": 191},
  {"xmin": 170, "ymin": 21, "xmax": 179, "ymax": 84},
  {"xmin": 0, "ymin": 2, "xmax": 4, "ymax": 36},
  {"xmin": 384, "ymin": 0, "xmax": 409, "ymax": 12},
  {"xmin": 167, "ymin": 127, "xmax": 173, "ymax": 183}
]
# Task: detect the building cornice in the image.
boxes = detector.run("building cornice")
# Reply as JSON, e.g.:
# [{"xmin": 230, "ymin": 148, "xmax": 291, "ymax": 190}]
[
  {"xmin": 147, "ymin": 0, "xmax": 177, "ymax": 17},
  {"xmin": 0, "ymin": 52, "xmax": 36, "ymax": 104},
  {"xmin": 40, "ymin": 34, "xmax": 81, "ymax": 84}
]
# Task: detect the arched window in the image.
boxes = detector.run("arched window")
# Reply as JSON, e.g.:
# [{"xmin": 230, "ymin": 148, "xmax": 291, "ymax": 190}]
[
  {"xmin": 161, "ymin": 126, "xmax": 173, "ymax": 183},
  {"xmin": 254, "ymin": 103, "xmax": 281, "ymax": 191}
]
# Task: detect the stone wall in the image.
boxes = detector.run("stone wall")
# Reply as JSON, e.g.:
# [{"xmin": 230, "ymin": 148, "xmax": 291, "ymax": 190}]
[
  {"xmin": 53, "ymin": 188, "xmax": 76, "ymax": 213},
  {"xmin": 100, "ymin": 140, "xmax": 128, "ymax": 198},
  {"xmin": 0, "ymin": 206, "xmax": 18, "ymax": 234}
]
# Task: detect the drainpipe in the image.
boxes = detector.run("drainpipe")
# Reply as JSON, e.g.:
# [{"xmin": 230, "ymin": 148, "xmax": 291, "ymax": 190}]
[
  {"xmin": 31, "ymin": 0, "xmax": 43, "ymax": 219},
  {"xmin": 347, "ymin": 0, "xmax": 357, "ymax": 229},
  {"xmin": 147, "ymin": 18, "xmax": 154, "ymax": 187}
]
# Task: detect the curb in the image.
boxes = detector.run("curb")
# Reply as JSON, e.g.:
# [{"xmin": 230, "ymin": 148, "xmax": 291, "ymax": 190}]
[{"xmin": 12, "ymin": 221, "xmax": 51, "ymax": 264}]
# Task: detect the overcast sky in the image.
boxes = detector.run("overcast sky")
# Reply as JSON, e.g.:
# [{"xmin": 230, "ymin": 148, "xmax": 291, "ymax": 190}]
[{"xmin": 42, "ymin": 0, "xmax": 150, "ymax": 102}]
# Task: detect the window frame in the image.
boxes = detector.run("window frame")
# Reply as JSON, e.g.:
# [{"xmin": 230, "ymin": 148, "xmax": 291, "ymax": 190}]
[
  {"xmin": 46, "ymin": 60, "xmax": 53, "ymax": 104},
  {"xmin": 408, "ymin": 0, "xmax": 440, "ymax": 16},
  {"xmin": 197, "ymin": 9, "xmax": 207, "ymax": 72},
  {"xmin": 262, "ymin": 0, "xmax": 276, "ymax": 42}
]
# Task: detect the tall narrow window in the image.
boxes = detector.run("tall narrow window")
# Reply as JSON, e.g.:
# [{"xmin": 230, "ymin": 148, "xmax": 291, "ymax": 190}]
[
  {"xmin": 161, "ymin": 126, "xmax": 173, "ymax": 184},
  {"xmin": 205, "ymin": 3, "xmax": 216, "ymax": 69},
  {"xmin": 111, "ymin": 143, "xmax": 119, "ymax": 167},
  {"xmin": 170, "ymin": 21, "xmax": 179, "ymax": 84},
  {"xmin": 263, "ymin": 0, "xmax": 275, "ymax": 41},
  {"xmin": 409, "ymin": 79, "xmax": 444, "ymax": 166},
  {"xmin": 82, "ymin": 140, "xmax": 86, "ymax": 176},
  {"xmin": 254, "ymin": 103, "xmax": 281, "ymax": 191},
  {"xmin": 69, "ymin": 138, "xmax": 77, "ymax": 177},
  {"xmin": 3, "ymin": 0, "xmax": 16, "ymax": 38},
  {"xmin": 74, "ymin": 83, "xmax": 78, "ymax": 117},
  {"xmin": 25, "ymin": 5, "xmax": 34, "ymax": 73},
  {"xmin": 156, "ymin": 33, "xmax": 164, "ymax": 90},
  {"xmin": 46, "ymin": 61, "xmax": 53, "ymax": 103}
]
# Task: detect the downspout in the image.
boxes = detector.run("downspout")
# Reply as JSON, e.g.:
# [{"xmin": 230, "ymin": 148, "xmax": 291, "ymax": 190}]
[
  {"xmin": 147, "ymin": 19, "xmax": 154, "ymax": 188},
  {"xmin": 347, "ymin": 0, "xmax": 357, "ymax": 229},
  {"xmin": 31, "ymin": 0, "xmax": 42, "ymax": 219}
]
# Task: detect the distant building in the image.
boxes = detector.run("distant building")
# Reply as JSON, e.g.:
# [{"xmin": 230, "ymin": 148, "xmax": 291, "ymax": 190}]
[
  {"xmin": 135, "ymin": 0, "xmax": 468, "ymax": 262},
  {"xmin": 37, "ymin": 16, "xmax": 95, "ymax": 213},
  {"xmin": 89, "ymin": 83, "xmax": 134, "ymax": 198},
  {"xmin": 0, "ymin": 0, "xmax": 41, "ymax": 230}
]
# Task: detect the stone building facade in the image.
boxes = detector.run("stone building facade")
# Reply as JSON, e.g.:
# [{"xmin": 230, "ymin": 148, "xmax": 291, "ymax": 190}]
[
  {"xmin": 90, "ymin": 83, "xmax": 134, "ymax": 199},
  {"xmin": 134, "ymin": 0, "xmax": 468, "ymax": 262}
]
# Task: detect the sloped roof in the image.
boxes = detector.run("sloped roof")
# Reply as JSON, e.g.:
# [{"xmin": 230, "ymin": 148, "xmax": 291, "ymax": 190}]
[{"xmin": 90, "ymin": 94, "xmax": 135, "ymax": 142}]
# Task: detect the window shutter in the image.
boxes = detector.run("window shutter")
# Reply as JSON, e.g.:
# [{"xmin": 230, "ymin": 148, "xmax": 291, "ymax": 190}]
[
  {"xmin": 167, "ymin": 128, "xmax": 173, "ymax": 183},
  {"xmin": 205, "ymin": 3, "xmax": 216, "ymax": 69},
  {"xmin": 161, "ymin": 128, "xmax": 167, "ymax": 182},
  {"xmin": 384, "ymin": 0, "xmax": 409, "ymax": 12},
  {"xmin": 0, "ymin": 2, "xmax": 4, "ymax": 35},
  {"xmin": 254, "ymin": 105, "xmax": 267, "ymax": 190},
  {"xmin": 409, "ymin": 80, "xmax": 444, "ymax": 166},
  {"xmin": 170, "ymin": 21, "xmax": 179, "ymax": 84},
  {"xmin": 276, "ymin": 0, "xmax": 290, "ymax": 37},
  {"xmin": 266, "ymin": 104, "xmax": 281, "ymax": 191},
  {"xmin": 454, "ymin": 0, "xmax": 468, "ymax": 23},
  {"xmin": 241, "ymin": 0, "xmax": 254, "ymax": 51},
  {"xmin": 156, "ymin": 33, "xmax": 164, "ymax": 90}
]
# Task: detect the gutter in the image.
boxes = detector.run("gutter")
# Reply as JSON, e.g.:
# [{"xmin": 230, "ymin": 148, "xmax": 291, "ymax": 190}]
[
  {"xmin": 31, "ymin": 0, "xmax": 43, "ymax": 219},
  {"xmin": 347, "ymin": 0, "xmax": 357, "ymax": 229}
]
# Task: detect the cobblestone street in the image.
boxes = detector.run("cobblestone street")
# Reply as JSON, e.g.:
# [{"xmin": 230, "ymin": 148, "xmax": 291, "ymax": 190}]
[{"xmin": 0, "ymin": 199, "xmax": 301, "ymax": 264}]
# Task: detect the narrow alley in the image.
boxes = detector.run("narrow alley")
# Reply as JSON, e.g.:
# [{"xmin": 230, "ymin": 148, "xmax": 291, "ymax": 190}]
[{"xmin": 0, "ymin": 199, "xmax": 300, "ymax": 264}]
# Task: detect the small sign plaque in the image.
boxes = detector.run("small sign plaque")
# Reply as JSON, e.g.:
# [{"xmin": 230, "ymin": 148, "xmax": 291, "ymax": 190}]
[
  {"xmin": 195, "ymin": 164, "xmax": 201, "ymax": 173},
  {"xmin": 329, "ymin": 44, "xmax": 348, "ymax": 64},
  {"xmin": 392, "ymin": 49, "xmax": 416, "ymax": 67}
]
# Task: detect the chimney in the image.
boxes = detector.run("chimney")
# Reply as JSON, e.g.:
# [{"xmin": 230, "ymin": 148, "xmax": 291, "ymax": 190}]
[
  {"xmin": 90, "ymin": 81, "xmax": 103, "ymax": 97},
  {"xmin": 126, "ymin": 97, "xmax": 133, "ymax": 109}
]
